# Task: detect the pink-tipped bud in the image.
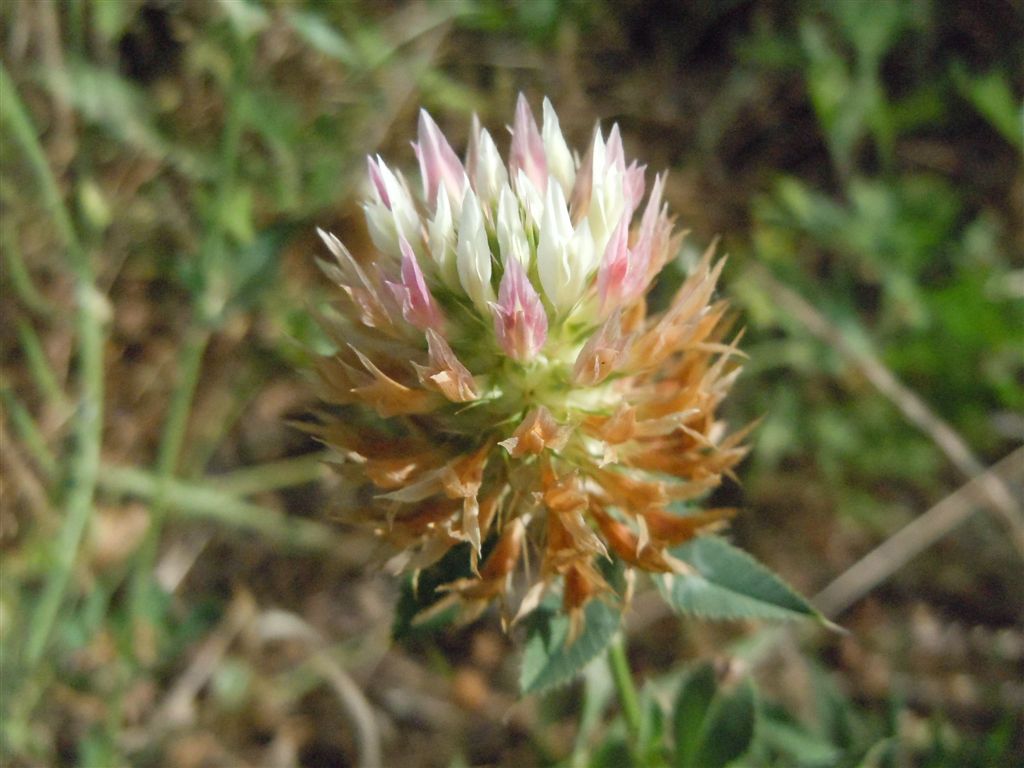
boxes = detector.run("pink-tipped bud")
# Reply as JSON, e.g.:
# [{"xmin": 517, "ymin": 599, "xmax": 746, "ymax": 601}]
[
  {"xmin": 364, "ymin": 156, "xmax": 421, "ymax": 260},
  {"xmin": 509, "ymin": 94, "xmax": 547, "ymax": 195},
  {"xmin": 415, "ymin": 109, "xmax": 466, "ymax": 209},
  {"xmin": 622, "ymin": 171, "xmax": 667, "ymax": 299},
  {"xmin": 597, "ymin": 216, "xmax": 631, "ymax": 311},
  {"xmin": 390, "ymin": 235, "xmax": 445, "ymax": 332},
  {"xmin": 491, "ymin": 256, "xmax": 548, "ymax": 361},
  {"xmin": 597, "ymin": 209, "xmax": 655, "ymax": 313},
  {"xmin": 624, "ymin": 161, "xmax": 646, "ymax": 216},
  {"xmin": 367, "ymin": 156, "xmax": 391, "ymax": 208},
  {"xmin": 604, "ymin": 124, "xmax": 626, "ymax": 173},
  {"xmin": 636, "ymin": 171, "xmax": 666, "ymax": 250}
]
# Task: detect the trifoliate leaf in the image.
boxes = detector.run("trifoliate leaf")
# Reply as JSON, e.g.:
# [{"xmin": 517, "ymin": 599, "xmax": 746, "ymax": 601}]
[{"xmin": 661, "ymin": 536, "xmax": 826, "ymax": 624}]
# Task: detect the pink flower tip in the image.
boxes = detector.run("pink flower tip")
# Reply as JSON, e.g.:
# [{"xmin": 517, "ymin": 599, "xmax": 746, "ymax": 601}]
[
  {"xmin": 604, "ymin": 124, "xmax": 625, "ymax": 172},
  {"xmin": 510, "ymin": 93, "xmax": 547, "ymax": 194},
  {"xmin": 367, "ymin": 155, "xmax": 390, "ymax": 208},
  {"xmin": 391, "ymin": 235, "xmax": 445, "ymax": 332},
  {"xmin": 597, "ymin": 213, "xmax": 652, "ymax": 312},
  {"xmin": 491, "ymin": 256, "xmax": 548, "ymax": 361},
  {"xmin": 415, "ymin": 109, "xmax": 466, "ymax": 209}
]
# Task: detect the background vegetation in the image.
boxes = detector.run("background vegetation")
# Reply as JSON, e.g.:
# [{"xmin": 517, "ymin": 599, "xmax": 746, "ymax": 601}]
[{"xmin": 2, "ymin": 0, "xmax": 1022, "ymax": 766}]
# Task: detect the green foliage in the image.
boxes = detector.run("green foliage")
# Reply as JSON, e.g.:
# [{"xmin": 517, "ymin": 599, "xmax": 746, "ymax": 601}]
[
  {"xmin": 797, "ymin": 0, "xmax": 917, "ymax": 176},
  {"xmin": 519, "ymin": 597, "xmax": 622, "ymax": 695},
  {"xmin": 661, "ymin": 536, "xmax": 826, "ymax": 624},
  {"xmin": 679, "ymin": 675, "xmax": 757, "ymax": 768},
  {"xmin": 45, "ymin": 59, "xmax": 203, "ymax": 180},
  {"xmin": 672, "ymin": 663, "xmax": 718, "ymax": 767},
  {"xmin": 4, "ymin": 0, "xmax": 1022, "ymax": 764},
  {"xmin": 579, "ymin": 662, "xmax": 761, "ymax": 768},
  {"xmin": 286, "ymin": 8, "xmax": 360, "ymax": 65},
  {"xmin": 728, "ymin": 0, "xmax": 1024, "ymax": 530},
  {"xmin": 757, "ymin": 705, "xmax": 842, "ymax": 767},
  {"xmin": 459, "ymin": 0, "xmax": 597, "ymax": 45},
  {"xmin": 393, "ymin": 543, "xmax": 476, "ymax": 642},
  {"xmin": 951, "ymin": 63, "xmax": 1023, "ymax": 149}
]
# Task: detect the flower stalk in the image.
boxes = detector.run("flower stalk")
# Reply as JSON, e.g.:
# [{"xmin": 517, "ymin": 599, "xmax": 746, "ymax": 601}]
[{"xmin": 608, "ymin": 637, "xmax": 642, "ymax": 751}]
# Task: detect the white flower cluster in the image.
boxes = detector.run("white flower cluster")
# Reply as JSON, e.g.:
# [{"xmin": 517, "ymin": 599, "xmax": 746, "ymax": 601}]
[{"xmin": 345, "ymin": 95, "xmax": 665, "ymax": 365}]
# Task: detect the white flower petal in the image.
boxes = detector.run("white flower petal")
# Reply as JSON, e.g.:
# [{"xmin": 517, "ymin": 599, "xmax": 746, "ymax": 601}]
[
  {"xmin": 542, "ymin": 98, "xmax": 575, "ymax": 197},
  {"xmin": 474, "ymin": 128, "xmax": 509, "ymax": 207},
  {"xmin": 514, "ymin": 168, "xmax": 545, "ymax": 229},
  {"xmin": 456, "ymin": 188, "xmax": 494, "ymax": 311},
  {"xmin": 496, "ymin": 183, "xmax": 530, "ymax": 268},
  {"xmin": 428, "ymin": 186, "xmax": 460, "ymax": 289},
  {"xmin": 537, "ymin": 179, "xmax": 585, "ymax": 313}
]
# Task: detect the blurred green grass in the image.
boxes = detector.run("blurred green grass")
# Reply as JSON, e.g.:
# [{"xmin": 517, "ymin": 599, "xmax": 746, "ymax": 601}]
[{"xmin": 2, "ymin": 1, "xmax": 1022, "ymax": 766}]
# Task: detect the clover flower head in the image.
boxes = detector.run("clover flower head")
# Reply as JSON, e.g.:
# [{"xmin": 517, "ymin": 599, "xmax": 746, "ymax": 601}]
[{"xmin": 314, "ymin": 95, "xmax": 748, "ymax": 639}]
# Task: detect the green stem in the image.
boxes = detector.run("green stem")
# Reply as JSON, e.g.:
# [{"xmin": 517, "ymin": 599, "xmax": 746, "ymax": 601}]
[
  {"xmin": 128, "ymin": 38, "xmax": 251, "ymax": 624},
  {"xmin": 17, "ymin": 320, "xmax": 71, "ymax": 413},
  {"xmin": 2, "ymin": 62, "xmax": 106, "ymax": 667},
  {"xmin": 101, "ymin": 465, "xmax": 340, "ymax": 553},
  {"xmin": 26, "ymin": 284, "xmax": 105, "ymax": 666},
  {"xmin": 608, "ymin": 635, "xmax": 642, "ymax": 749},
  {"xmin": 3, "ymin": 229, "xmax": 56, "ymax": 315},
  {"xmin": 1, "ymin": 386, "xmax": 58, "ymax": 479},
  {"xmin": 0, "ymin": 65, "xmax": 81, "ymax": 259},
  {"xmin": 129, "ymin": 326, "xmax": 210, "ymax": 618},
  {"xmin": 209, "ymin": 451, "xmax": 329, "ymax": 496},
  {"xmin": 156, "ymin": 327, "xmax": 211, "ymax": 484},
  {"xmin": 0, "ymin": 400, "xmax": 337, "ymax": 551}
]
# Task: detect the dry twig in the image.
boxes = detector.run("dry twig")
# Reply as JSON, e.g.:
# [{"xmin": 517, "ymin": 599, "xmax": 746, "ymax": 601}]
[
  {"xmin": 254, "ymin": 609, "xmax": 383, "ymax": 768},
  {"xmin": 155, "ymin": 589, "xmax": 258, "ymax": 727},
  {"xmin": 814, "ymin": 447, "xmax": 1024, "ymax": 617}
]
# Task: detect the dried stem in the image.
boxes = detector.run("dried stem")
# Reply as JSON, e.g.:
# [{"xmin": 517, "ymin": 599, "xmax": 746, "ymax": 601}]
[
  {"xmin": 253, "ymin": 609, "xmax": 383, "ymax": 768},
  {"xmin": 815, "ymin": 447, "xmax": 1024, "ymax": 616}
]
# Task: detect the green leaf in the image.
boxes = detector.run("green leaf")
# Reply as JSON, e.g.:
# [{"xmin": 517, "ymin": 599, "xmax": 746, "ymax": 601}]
[
  {"xmin": 519, "ymin": 598, "xmax": 621, "ymax": 694},
  {"xmin": 93, "ymin": 0, "xmax": 134, "ymax": 45},
  {"xmin": 287, "ymin": 10, "xmax": 359, "ymax": 66},
  {"xmin": 217, "ymin": 0, "xmax": 268, "ymax": 39},
  {"xmin": 661, "ymin": 536, "xmax": 826, "ymax": 624},
  {"xmin": 799, "ymin": 20, "xmax": 860, "ymax": 174},
  {"xmin": 637, "ymin": 685, "xmax": 669, "ymax": 766},
  {"xmin": 693, "ymin": 677, "xmax": 758, "ymax": 768},
  {"xmin": 759, "ymin": 707, "xmax": 840, "ymax": 767},
  {"xmin": 392, "ymin": 543, "xmax": 474, "ymax": 642},
  {"xmin": 952, "ymin": 64, "xmax": 1023, "ymax": 149},
  {"xmin": 674, "ymin": 669, "xmax": 758, "ymax": 768},
  {"xmin": 45, "ymin": 61, "xmax": 200, "ymax": 178},
  {"xmin": 570, "ymin": 658, "xmax": 616, "ymax": 763},
  {"xmin": 591, "ymin": 737, "xmax": 633, "ymax": 768},
  {"xmin": 673, "ymin": 663, "xmax": 717, "ymax": 768},
  {"xmin": 808, "ymin": 661, "xmax": 856, "ymax": 750}
]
